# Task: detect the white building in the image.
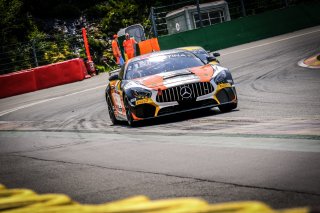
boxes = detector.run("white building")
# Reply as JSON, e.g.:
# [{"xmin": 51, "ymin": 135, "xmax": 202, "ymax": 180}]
[{"xmin": 165, "ymin": 1, "xmax": 230, "ymax": 34}]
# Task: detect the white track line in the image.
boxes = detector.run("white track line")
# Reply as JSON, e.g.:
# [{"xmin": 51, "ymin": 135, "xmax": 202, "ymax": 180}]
[
  {"xmin": 0, "ymin": 85, "xmax": 105, "ymax": 117},
  {"xmin": 223, "ymin": 28, "xmax": 320, "ymax": 56}
]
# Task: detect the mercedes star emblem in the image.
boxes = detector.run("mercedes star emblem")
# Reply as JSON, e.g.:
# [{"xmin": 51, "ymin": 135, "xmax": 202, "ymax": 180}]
[{"xmin": 180, "ymin": 86, "xmax": 192, "ymax": 99}]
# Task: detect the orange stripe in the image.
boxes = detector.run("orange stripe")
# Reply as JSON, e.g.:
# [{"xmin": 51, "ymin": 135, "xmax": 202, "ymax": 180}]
[{"xmin": 189, "ymin": 65, "xmax": 214, "ymax": 82}]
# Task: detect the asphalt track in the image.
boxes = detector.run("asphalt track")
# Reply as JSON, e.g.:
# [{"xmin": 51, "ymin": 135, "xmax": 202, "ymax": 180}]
[{"xmin": 0, "ymin": 26, "xmax": 320, "ymax": 208}]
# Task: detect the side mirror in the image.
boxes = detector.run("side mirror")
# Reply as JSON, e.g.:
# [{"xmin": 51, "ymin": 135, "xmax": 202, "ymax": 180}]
[
  {"xmin": 213, "ymin": 52, "xmax": 220, "ymax": 57},
  {"xmin": 206, "ymin": 56, "xmax": 217, "ymax": 63},
  {"xmin": 109, "ymin": 74, "xmax": 119, "ymax": 81}
]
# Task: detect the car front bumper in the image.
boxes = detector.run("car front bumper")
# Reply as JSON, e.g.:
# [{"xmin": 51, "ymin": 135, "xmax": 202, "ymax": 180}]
[{"xmin": 129, "ymin": 83, "xmax": 237, "ymax": 121}]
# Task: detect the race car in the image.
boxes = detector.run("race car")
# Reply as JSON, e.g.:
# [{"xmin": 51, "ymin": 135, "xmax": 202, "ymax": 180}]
[
  {"xmin": 106, "ymin": 49, "xmax": 237, "ymax": 126},
  {"xmin": 176, "ymin": 46, "xmax": 220, "ymax": 65}
]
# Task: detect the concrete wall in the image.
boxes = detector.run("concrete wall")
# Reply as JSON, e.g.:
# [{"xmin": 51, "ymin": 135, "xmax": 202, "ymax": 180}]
[{"xmin": 0, "ymin": 58, "xmax": 87, "ymax": 99}]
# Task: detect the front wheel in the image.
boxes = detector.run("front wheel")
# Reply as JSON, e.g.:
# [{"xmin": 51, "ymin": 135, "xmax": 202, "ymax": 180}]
[
  {"xmin": 218, "ymin": 102, "xmax": 237, "ymax": 113},
  {"xmin": 106, "ymin": 95, "xmax": 118, "ymax": 125},
  {"xmin": 124, "ymin": 97, "xmax": 136, "ymax": 127}
]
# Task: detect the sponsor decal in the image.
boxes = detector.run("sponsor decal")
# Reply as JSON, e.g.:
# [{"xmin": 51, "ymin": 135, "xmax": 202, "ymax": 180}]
[
  {"xmin": 176, "ymin": 22, "xmax": 180, "ymax": 31},
  {"xmin": 130, "ymin": 98, "xmax": 137, "ymax": 103}
]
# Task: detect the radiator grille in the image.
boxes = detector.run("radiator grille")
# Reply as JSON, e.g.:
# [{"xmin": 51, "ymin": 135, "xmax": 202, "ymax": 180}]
[{"xmin": 156, "ymin": 82, "xmax": 214, "ymax": 103}]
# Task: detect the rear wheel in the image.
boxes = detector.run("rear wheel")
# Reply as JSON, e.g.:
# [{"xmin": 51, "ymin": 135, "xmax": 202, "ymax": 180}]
[
  {"xmin": 106, "ymin": 95, "xmax": 118, "ymax": 125},
  {"xmin": 218, "ymin": 102, "xmax": 237, "ymax": 113},
  {"xmin": 124, "ymin": 97, "xmax": 136, "ymax": 127}
]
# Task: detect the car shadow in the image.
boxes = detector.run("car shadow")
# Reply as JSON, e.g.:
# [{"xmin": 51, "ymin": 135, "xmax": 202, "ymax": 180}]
[{"xmin": 117, "ymin": 107, "xmax": 239, "ymax": 128}]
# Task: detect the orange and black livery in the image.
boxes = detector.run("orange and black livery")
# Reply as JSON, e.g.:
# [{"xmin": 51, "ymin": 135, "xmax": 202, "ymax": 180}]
[{"xmin": 106, "ymin": 49, "xmax": 237, "ymax": 126}]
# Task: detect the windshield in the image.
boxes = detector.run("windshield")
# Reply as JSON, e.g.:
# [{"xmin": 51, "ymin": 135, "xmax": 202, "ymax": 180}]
[
  {"xmin": 125, "ymin": 52, "xmax": 204, "ymax": 80},
  {"xmin": 191, "ymin": 49, "xmax": 209, "ymax": 62}
]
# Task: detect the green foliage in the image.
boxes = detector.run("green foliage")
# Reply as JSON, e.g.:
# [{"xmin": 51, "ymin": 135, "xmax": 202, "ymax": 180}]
[
  {"xmin": 0, "ymin": 0, "xmax": 30, "ymax": 43},
  {"xmin": 86, "ymin": 0, "xmax": 151, "ymax": 37},
  {"xmin": 95, "ymin": 64, "xmax": 108, "ymax": 73},
  {"xmin": 0, "ymin": 0, "xmax": 184, "ymax": 73},
  {"xmin": 0, "ymin": 0, "xmax": 31, "ymax": 73},
  {"xmin": 86, "ymin": 3, "xmax": 109, "ymax": 19},
  {"xmin": 42, "ymin": 42, "xmax": 77, "ymax": 64},
  {"xmin": 88, "ymin": 36, "xmax": 107, "ymax": 64},
  {"xmin": 52, "ymin": 4, "xmax": 81, "ymax": 19},
  {"xmin": 100, "ymin": 0, "xmax": 140, "ymax": 36}
]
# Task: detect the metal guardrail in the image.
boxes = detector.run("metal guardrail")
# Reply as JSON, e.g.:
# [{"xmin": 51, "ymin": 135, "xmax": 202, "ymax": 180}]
[{"xmin": 109, "ymin": 68, "xmax": 121, "ymax": 76}]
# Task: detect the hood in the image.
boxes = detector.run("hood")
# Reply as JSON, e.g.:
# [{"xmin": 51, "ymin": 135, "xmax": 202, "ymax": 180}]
[{"xmin": 135, "ymin": 64, "xmax": 214, "ymax": 90}]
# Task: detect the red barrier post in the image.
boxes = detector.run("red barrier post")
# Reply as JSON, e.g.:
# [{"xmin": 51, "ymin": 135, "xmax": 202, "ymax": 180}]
[{"xmin": 82, "ymin": 28, "xmax": 96, "ymax": 76}]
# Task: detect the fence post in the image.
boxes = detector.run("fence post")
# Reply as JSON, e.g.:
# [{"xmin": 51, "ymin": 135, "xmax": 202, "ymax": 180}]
[
  {"xmin": 150, "ymin": 7, "xmax": 158, "ymax": 37},
  {"xmin": 32, "ymin": 39, "xmax": 38, "ymax": 67},
  {"xmin": 196, "ymin": 0, "xmax": 203, "ymax": 27},
  {"xmin": 240, "ymin": 0, "xmax": 246, "ymax": 17}
]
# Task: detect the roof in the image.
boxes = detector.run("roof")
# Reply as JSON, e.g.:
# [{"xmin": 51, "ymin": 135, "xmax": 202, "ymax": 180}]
[{"xmin": 117, "ymin": 24, "xmax": 144, "ymax": 37}]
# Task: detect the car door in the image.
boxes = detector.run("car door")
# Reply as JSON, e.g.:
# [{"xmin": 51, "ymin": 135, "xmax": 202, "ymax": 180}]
[{"xmin": 109, "ymin": 68, "xmax": 126, "ymax": 118}]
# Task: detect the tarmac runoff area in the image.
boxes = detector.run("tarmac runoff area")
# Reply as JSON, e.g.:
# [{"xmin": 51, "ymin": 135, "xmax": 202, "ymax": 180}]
[{"xmin": 0, "ymin": 26, "xmax": 320, "ymax": 208}]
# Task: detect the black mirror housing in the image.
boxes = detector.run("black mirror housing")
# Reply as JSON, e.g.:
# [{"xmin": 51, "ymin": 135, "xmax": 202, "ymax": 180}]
[
  {"xmin": 213, "ymin": 52, "xmax": 220, "ymax": 57},
  {"xmin": 206, "ymin": 56, "xmax": 217, "ymax": 63},
  {"xmin": 109, "ymin": 74, "xmax": 119, "ymax": 81}
]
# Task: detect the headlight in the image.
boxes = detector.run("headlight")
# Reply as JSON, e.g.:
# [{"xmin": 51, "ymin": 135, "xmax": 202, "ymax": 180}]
[
  {"xmin": 130, "ymin": 87, "xmax": 152, "ymax": 99},
  {"xmin": 214, "ymin": 70, "xmax": 234, "ymax": 84}
]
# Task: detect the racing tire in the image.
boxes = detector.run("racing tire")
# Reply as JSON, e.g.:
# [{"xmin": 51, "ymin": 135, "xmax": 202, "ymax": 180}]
[
  {"xmin": 218, "ymin": 102, "xmax": 237, "ymax": 113},
  {"xmin": 106, "ymin": 95, "xmax": 119, "ymax": 125},
  {"xmin": 124, "ymin": 97, "xmax": 136, "ymax": 127}
]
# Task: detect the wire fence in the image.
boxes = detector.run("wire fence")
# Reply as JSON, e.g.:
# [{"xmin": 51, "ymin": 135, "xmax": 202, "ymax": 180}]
[
  {"xmin": 0, "ymin": 33, "xmax": 84, "ymax": 75},
  {"xmin": 1, "ymin": 0, "xmax": 315, "ymax": 75},
  {"xmin": 0, "ymin": 29, "xmax": 118, "ymax": 75},
  {"xmin": 150, "ymin": 0, "xmax": 316, "ymax": 36}
]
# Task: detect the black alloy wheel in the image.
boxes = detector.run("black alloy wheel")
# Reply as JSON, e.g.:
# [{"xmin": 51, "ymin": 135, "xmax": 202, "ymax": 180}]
[{"xmin": 124, "ymin": 97, "xmax": 135, "ymax": 127}]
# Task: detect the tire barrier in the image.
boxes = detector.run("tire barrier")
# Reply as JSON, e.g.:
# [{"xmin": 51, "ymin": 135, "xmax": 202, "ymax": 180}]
[
  {"xmin": 0, "ymin": 184, "xmax": 310, "ymax": 213},
  {"xmin": 0, "ymin": 58, "xmax": 88, "ymax": 99}
]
